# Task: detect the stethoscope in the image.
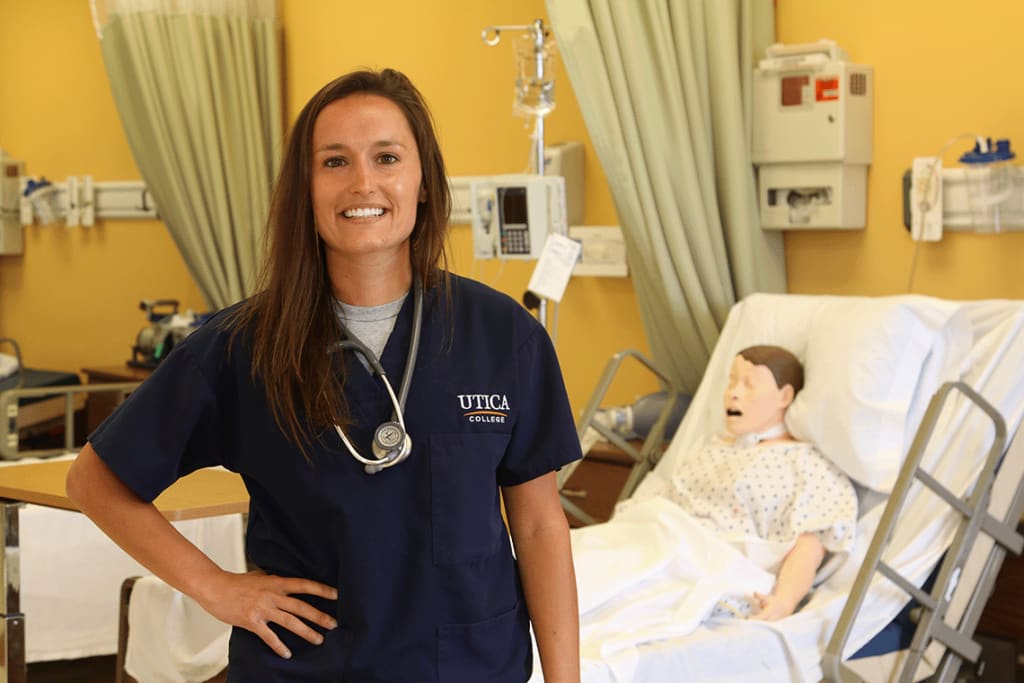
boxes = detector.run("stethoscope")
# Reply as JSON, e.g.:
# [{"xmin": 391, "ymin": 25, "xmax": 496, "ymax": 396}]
[{"xmin": 330, "ymin": 277, "xmax": 423, "ymax": 475}]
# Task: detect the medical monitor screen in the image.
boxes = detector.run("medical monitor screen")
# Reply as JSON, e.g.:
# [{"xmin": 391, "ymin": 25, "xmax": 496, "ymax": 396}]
[{"xmin": 499, "ymin": 186, "xmax": 528, "ymax": 226}]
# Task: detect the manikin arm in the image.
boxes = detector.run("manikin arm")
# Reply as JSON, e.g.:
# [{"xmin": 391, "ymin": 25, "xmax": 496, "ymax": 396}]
[{"xmin": 752, "ymin": 532, "xmax": 825, "ymax": 621}]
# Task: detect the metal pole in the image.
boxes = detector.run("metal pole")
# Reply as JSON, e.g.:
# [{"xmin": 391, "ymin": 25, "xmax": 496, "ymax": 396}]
[
  {"xmin": 0, "ymin": 501, "xmax": 26, "ymax": 683},
  {"xmin": 530, "ymin": 19, "xmax": 550, "ymax": 332},
  {"xmin": 481, "ymin": 18, "xmax": 555, "ymax": 332}
]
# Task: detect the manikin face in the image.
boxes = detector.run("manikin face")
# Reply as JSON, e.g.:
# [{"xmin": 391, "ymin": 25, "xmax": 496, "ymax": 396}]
[
  {"xmin": 310, "ymin": 94, "xmax": 424, "ymax": 271},
  {"xmin": 723, "ymin": 354, "xmax": 794, "ymax": 436}
]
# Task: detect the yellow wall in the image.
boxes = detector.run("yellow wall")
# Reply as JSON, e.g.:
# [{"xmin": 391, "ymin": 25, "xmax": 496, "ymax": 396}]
[
  {"xmin": 778, "ymin": 0, "xmax": 1024, "ymax": 298},
  {"xmin": 0, "ymin": 1, "xmax": 206, "ymax": 372},
  {"xmin": 12, "ymin": 2, "xmax": 1014, "ymax": 415},
  {"xmin": 0, "ymin": 0, "xmax": 653, "ymax": 415}
]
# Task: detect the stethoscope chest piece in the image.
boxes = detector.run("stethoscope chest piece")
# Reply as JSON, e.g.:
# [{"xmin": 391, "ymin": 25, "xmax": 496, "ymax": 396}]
[{"xmin": 372, "ymin": 420, "xmax": 412, "ymax": 463}]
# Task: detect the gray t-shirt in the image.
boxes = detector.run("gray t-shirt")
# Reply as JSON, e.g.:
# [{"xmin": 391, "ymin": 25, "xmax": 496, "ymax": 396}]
[{"xmin": 335, "ymin": 292, "xmax": 409, "ymax": 370}]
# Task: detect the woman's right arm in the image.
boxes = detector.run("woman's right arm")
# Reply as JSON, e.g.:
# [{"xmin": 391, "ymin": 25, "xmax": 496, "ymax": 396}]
[{"xmin": 66, "ymin": 443, "xmax": 338, "ymax": 659}]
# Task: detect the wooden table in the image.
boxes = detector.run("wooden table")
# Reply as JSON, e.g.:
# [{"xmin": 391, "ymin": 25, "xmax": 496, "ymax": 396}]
[{"xmin": 0, "ymin": 459, "xmax": 249, "ymax": 683}]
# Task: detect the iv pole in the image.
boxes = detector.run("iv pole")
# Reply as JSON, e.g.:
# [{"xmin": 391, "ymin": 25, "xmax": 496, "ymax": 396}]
[{"xmin": 481, "ymin": 18, "xmax": 555, "ymax": 332}]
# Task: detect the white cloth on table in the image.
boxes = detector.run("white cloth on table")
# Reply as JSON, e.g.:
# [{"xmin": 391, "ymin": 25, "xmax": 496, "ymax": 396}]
[
  {"xmin": 126, "ymin": 576, "xmax": 231, "ymax": 683},
  {"xmin": 11, "ymin": 455, "xmax": 246, "ymax": 664}
]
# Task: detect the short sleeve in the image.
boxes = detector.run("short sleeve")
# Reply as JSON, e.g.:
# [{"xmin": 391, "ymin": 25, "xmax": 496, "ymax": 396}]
[
  {"xmin": 88, "ymin": 324, "xmax": 234, "ymax": 502},
  {"xmin": 496, "ymin": 325, "xmax": 582, "ymax": 486},
  {"xmin": 788, "ymin": 446, "xmax": 858, "ymax": 553}
]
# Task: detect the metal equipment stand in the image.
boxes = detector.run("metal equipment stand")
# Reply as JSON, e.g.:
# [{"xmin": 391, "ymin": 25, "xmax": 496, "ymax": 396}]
[
  {"xmin": 481, "ymin": 18, "xmax": 558, "ymax": 333},
  {"xmin": 558, "ymin": 349, "xmax": 683, "ymax": 526}
]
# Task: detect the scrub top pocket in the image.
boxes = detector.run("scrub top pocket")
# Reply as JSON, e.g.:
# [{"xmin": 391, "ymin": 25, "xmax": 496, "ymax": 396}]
[
  {"xmin": 436, "ymin": 600, "xmax": 531, "ymax": 683},
  {"xmin": 430, "ymin": 433, "xmax": 509, "ymax": 565}
]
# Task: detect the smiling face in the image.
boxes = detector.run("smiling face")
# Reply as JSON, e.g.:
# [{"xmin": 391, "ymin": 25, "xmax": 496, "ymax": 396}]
[
  {"xmin": 723, "ymin": 354, "xmax": 794, "ymax": 437},
  {"xmin": 311, "ymin": 94, "xmax": 424, "ymax": 283}
]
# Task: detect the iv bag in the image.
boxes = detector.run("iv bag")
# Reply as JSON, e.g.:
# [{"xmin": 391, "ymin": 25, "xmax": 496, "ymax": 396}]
[{"xmin": 513, "ymin": 34, "xmax": 556, "ymax": 117}]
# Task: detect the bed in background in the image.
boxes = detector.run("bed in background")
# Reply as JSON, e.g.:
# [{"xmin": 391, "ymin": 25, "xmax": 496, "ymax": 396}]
[
  {"xmin": 539, "ymin": 294, "xmax": 1024, "ymax": 683},
  {"xmin": 0, "ymin": 336, "xmax": 85, "ymax": 455},
  {"xmin": 0, "ymin": 338, "xmax": 142, "ymax": 460}
]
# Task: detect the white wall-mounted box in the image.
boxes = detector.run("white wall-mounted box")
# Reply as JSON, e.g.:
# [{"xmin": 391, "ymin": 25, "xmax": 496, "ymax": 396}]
[
  {"xmin": 752, "ymin": 61, "xmax": 873, "ymax": 165},
  {"xmin": 569, "ymin": 225, "xmax": 628, "ymax": 277},
  {"xmin": 752, "ymin": 40, "xmax": 873, "ymax": 229},
  {"xmin": 759, "ymin": 163, "xmax": 866, "ymax": 229}
]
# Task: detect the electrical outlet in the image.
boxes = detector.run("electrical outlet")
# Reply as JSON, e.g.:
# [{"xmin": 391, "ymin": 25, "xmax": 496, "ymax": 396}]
[{"xmin": 910, "ymin": 156, "xmax": 943, "ymax": 241}]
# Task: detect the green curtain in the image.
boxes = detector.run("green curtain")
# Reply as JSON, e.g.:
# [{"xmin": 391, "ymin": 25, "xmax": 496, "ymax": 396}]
[
  {"xmin": 546, "ymin": 0, "xmax": 783, "ymax": 392},
  {"xmin": 96, "ymin": 0, "xmax": 282, "ymax": 309}
]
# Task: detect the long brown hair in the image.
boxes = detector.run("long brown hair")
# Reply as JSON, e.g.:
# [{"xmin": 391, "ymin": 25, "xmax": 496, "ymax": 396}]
[{"xmin": 229, "ymin": 69, "xmax": 451, "ymax": 454}]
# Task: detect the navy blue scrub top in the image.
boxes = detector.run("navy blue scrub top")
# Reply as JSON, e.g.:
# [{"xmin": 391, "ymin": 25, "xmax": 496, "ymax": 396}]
[{"xmin": 90, "ymin": 274, "xmax": 583, "ymax": 683}]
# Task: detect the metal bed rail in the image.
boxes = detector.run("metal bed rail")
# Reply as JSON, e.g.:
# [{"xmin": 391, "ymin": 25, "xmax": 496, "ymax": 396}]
[
  {"xmin": 558, "ymin": 349, "xmax": 682, "ymax": 526},
  {"xmin": 823, "ymin": 381, "xmax": 1024, "ymax": 683},
  {"xmin": 1, "ymin": 382, "xmax": 142, "ymax": 460}
]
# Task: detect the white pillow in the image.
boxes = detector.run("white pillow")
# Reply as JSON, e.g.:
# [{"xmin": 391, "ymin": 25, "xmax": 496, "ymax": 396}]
[
  {"xmin": 646, "ymin": 294, "xmax": 971, "ymax": 501},
  {"xmin": 785, "ymin": 296, "xmax": 971, "ymax": 493}
]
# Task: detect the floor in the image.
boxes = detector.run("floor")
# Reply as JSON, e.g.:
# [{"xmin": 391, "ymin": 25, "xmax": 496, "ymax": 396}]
[
  {"xmin": 26, "ymin": 657, "xmax": 228, "ymax": 683},
  {"xmin": 27, "ymin": 656, "xmax": 116, "ymax": 683}
]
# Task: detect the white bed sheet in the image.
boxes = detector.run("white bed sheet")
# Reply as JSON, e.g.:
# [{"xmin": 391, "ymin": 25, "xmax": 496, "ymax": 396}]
[
  {"xmin": 10, "ymin": 455, "xmax": 246, "ymax": 663},
  {"xmin": 534, "ymin": 297, "xmax": 1024, "ymax": 683}
]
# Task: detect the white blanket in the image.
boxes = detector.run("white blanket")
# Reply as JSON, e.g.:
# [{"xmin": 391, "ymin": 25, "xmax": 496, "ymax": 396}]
[{"xmin": 551, "ymin": 496, "xmax": 801, "ymax": 681}]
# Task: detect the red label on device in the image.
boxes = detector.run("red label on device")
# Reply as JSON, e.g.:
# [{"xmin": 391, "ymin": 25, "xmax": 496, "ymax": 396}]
[{"xmin": 816, "ymin": 77, "xmax": 839, "ymax": 101}]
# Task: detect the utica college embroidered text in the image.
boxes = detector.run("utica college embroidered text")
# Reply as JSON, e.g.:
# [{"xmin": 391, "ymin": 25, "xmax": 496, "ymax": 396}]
[{"xmin": 458, "ymin": 394, "xmax": 510, "ymax": 423}]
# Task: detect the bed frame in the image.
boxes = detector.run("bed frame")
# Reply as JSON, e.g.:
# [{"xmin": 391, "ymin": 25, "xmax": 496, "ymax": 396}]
[
  {"xmin": 557, "ymin": 349, "xmax": 684, "ymax": 526},
  {"xmin": 824, "ymin": 381, "xmax": 1024, "ymax": 683},
  {"xmin": 1, "ymin": 381, "xmax": 142, "ymax": 460},
  {"xmin": 1, "ymin": 331, "xmax": 143, "ymax": 461}
]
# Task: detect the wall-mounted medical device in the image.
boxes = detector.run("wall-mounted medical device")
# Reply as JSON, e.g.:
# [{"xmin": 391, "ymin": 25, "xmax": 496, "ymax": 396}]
[
  {"xmin": 752, "ymin": 40, "xmax": 873, "ymax": 229},
  {"xmin": 470, "ymin": 174, "xmax": 567, "ymax": 260},
  {"xmin": 17, "ymin": 175, "xmax": 158, "ymax": 228},
  {"xmin": 544, "ymin": 141, "xmax": 584, "ymax": 226},
  {"xmin": 449, "ymin": 141, "xmax": 584, "ymax": 227},
  {"xmin": 904, "ymin": 136, "xmax": 1024, "ymax": 240},
  {"xmin": 0, "ymin": 150, "xmax": 25, "ymax": 255}
]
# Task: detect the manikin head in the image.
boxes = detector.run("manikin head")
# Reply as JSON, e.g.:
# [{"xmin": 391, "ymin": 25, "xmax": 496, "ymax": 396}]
[{"xmin": 723, "ymin": 345, "xmax": 804, "ymax": 439}]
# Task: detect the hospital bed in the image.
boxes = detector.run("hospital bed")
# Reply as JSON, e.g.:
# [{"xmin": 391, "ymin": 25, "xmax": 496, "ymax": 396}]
[
  {"xmin": 545, "ymin": 294, "xmax": 1024, "ymax": 683},
  {"xmin": 0, "ymin": 340, "xmax": 143, "ymax": 461},
  {"xmin": 0, "ymin": 337, "xmax": 88, "ymax": 456}
]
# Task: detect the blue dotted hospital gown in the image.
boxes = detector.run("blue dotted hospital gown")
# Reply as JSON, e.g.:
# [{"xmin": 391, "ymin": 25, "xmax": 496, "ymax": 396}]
[{"xmin": 669, "ymin": 437, "xmax": 858, "ymax": 617}]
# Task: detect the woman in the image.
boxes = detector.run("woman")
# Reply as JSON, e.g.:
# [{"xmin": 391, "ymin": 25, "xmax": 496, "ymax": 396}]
[{"xmin": 66, "ymin": 69, "xmax": 581, "ymax": 682}]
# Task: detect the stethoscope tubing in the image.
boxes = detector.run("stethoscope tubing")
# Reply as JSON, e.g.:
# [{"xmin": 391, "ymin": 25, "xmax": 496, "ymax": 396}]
[{"xmin": 330, "ymin": 277, "xmax": 423, "ymax": 471}]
